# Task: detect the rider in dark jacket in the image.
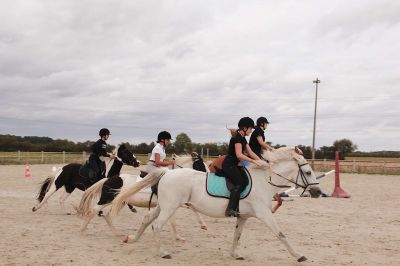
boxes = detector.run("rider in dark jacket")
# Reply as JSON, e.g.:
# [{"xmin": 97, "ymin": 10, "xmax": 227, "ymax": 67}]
[
  {"xmin": 249, "ymin": 116, "xmax": 273, "ymax": 159},
  {"xmin": 88, "ymin": 128, "xmax": 115, "ymax": 182},
  {"xmin": 222, "ymin": 117, "xmax": 264, "ymax": 217}
]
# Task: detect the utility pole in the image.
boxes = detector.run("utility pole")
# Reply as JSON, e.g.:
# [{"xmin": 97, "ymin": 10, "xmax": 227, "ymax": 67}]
[{"xmin": 312, "ymin": 78, "xmax": 321, "ymax": 167}]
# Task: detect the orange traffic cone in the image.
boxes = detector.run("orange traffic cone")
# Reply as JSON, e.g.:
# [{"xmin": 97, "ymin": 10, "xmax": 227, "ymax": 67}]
[
  {"xmin": 25, "ymin": 163, "xmax": 31, "ymax": 178},
  {"xmin": 331, "ymin": 152, "xmax": 350, "ymax": 198}
]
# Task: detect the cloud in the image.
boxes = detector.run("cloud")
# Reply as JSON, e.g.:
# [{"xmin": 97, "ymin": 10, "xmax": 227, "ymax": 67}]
[{"xmin": 0, "ymin": 0, "xmax": 399, "ymax": 151}]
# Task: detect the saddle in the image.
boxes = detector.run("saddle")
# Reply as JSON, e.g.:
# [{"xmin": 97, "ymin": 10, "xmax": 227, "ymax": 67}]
[
  {"xmin": 209, "ymin": 155, "xmax": 226, "ymax": 174},
  {"xmin": 79, "ymin": 160, "xmax": 103, "ymax": 183},
  {"xmin": 207, "ymin": 156, "xmax": 252, "ymax": 199}
]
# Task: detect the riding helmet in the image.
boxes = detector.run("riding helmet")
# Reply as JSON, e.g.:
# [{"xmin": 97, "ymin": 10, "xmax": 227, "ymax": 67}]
[
  {"xmin": 238, "ymin": 117, "xmax": 255, "ymax": 129},
  {"xmin": 99, "ymin": 128, "xmax": 111, "ymax": 137},
  {"xmin": 256, "ymin": 116, "xmax": 269, "ymax": 126},
  {"xmin": 157, "ymin": 131, "xmax": 172, "ymax": 143}
]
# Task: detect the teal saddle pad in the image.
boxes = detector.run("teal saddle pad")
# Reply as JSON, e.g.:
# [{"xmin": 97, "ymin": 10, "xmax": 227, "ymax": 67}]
[{"xmin": 206, "ymin": 172, "xmax": 252, "ymax": 199}]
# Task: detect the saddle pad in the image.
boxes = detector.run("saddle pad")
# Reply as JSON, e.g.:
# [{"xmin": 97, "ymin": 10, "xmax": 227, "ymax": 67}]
[{"xmin": 206, "ymin": 172, "xmax": 252, "ymax": 199}]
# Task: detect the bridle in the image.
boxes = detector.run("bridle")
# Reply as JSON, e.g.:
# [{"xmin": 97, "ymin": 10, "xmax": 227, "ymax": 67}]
[{"xmin": 268, "ymin": 161, "xmax": 319, "ymax": 195}]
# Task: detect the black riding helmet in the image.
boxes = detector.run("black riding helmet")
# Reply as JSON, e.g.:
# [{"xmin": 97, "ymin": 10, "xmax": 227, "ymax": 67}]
[
  {"xmin": 157, "ymin": 131, "xmax": 172, "ymax": 143},
  {"xmin": 99, "ymin": 128, "xmax": 111, "ymax": 137},
  {"xmin": 256, "ymin": 116, "xmax": 269, "ymax": 126},
  {"xmin": 238, "ymin": 117, "xmax": 255, "ymax": 129}
]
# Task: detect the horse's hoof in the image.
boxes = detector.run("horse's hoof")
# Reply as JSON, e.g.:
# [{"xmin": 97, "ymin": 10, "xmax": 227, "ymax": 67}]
[
  {"xmin": 235, "ymin": 256, "xmax": 244, "ymax": 260},
  {"xmin": 297, "ymin": 256, "xmax": 307, "ymax": 262},
  {"xmin": 66, "ymin": 212, "xmax": 71, "ymax": 215},
  {"xmin": 201, "ymin": 225, "xmax": 208, "ymax": 230},
  {"xmin": 161, "ymin": 254, "xmax": 171, "ymax": 259},
  {"xmin": 98, "ymin": 211, "xmax": 103, "ymax": 217},
  {"xmin": 32, "ymin": 207, "xmax": 36, "ymax": 212}
]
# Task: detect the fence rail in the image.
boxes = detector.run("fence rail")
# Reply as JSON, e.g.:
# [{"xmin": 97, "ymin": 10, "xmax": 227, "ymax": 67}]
[{"xmin": 1, "ymin": 152, "xmax": 399, "ymax": 175}]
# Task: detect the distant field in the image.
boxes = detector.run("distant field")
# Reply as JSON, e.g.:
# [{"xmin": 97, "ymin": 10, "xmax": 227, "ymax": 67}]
[
  {"xmin": 346, "ymin": 156, "xmax": 400, "ymax": 162},
  {"xmin": 1, "ymin": 152, "xmax": 400, "ymax": 174}
]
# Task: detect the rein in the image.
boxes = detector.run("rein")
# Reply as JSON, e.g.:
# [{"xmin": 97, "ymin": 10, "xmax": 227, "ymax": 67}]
[{"xmin": 268, "ymin": 162, "xmax": 319, "ymax": 195}]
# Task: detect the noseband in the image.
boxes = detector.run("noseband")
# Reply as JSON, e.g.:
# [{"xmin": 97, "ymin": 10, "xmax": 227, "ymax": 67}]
[{"xmin": 268, "ymin": 162, "xmax": 319, "ymax": 195}]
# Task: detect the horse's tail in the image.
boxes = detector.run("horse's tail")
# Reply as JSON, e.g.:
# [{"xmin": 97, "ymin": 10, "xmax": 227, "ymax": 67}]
[
  {"xmin": 75, "ymin": 178, "xmax": 108, "ymax": 217},
  {"xmin": 36, "ymin": 176, "xmax": 55, "ymax": 202},
  {"xmin": 110, "ymin": 168, "xmax": 167, "ymax": 217},
  {"xmin": 36, "ymin": 166, "xmax": 61, "ymax": 202}
]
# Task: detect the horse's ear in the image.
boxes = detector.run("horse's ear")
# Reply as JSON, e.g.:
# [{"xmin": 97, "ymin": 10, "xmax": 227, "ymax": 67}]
[{"xmin": 294, "ymin": 146, "xmax": 303, "ymax": 155}]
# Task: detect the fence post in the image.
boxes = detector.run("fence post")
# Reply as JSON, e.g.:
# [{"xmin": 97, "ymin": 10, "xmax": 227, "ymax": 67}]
[
  {"xmin": 206, "ymin": 148, "xmax": 209, "ymax": 161},
  {"xmin": 63, "ymin": 151, "xmax": 66, "ymax": 164},
  {"xmin": 82, "ymin": 151, "xmax": 86, "ymax": 162},
  {"xmin": 383, "ymin": 161, "xmax": 387, "ymax": 175},
  {"xmin": 41, "ymin": 151, "xmax": 44, "ymax": 163},
  {"xmin": 352, "ymin": 160, "xmax": 356, "ymax": 173},
  {"xmin": 201, "ymin": 147, "xmax": 204, "ymax": 158},
  {"xmin": 18, "ymin": 150, "xmax": 21, "ymax": 161}
]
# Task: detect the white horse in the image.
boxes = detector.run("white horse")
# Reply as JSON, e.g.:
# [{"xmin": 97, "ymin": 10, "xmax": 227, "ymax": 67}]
[
  {"xmin": 110, "ymin": 147, "xmax": 322, "ymax": 262},
  {"xmin": 76, "ymin": 152, "xmax": 209, "ymax": 238},
  {"xmin": 32, "ymin": 144, "xmax": 140, "ymax": 214}
]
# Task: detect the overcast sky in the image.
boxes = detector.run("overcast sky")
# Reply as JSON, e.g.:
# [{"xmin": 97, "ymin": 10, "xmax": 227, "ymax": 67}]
[{"xmin": 1, "ymin": 0, "xmax": 399, "ymax": 151}]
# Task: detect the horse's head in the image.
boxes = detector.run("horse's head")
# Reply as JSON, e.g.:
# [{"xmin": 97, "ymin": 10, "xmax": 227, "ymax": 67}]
[
  {"xmin": 171, "ymin": 153, "xmax": 209, "ymax": 172},
  {"xmin": 115, "ymin": 144, "xmax": 140, "ymax": 167},
  {"xmin": 262, "ymin": 147, "xmax": 322, "ymax": 198}
]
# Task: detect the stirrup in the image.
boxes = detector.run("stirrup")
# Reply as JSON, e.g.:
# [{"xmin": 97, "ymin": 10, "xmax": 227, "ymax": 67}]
[{"xmin": 225, "ymin": 209, "xmax": 240, "ymax": 217}]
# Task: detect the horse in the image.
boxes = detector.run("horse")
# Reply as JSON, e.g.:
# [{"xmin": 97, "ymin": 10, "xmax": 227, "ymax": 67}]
[
  {"xmin": 32, "ymin": 144, "xmax": 140, "ymax": 214},
  {"xmin": 76, "ymin": 152, "xmax": 209, "ymax": 238},
  {"xmin": 110, "ymin": 147, "xmax": 322, "ymax": 262}
]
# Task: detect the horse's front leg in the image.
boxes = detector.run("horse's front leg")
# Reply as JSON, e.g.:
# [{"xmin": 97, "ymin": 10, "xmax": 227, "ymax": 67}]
[
  {"xmin": 256, "ymin": 210, "xmax": 307, "ymax": 262},
  {"xmin": 231, "ymin": 217, "xmax": 248, "ymax": 260}
]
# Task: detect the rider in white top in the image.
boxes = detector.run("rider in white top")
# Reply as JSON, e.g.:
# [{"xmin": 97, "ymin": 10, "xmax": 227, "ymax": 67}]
[{"xmin": 146, "ymin": 131, "xmax": 175, "ymax": 173}]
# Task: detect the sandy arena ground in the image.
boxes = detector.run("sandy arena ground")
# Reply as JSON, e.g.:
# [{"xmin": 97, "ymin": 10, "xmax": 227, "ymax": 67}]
[{"xmin": 1, "ymin": 164, "xmax": 400, "ymax": 266}]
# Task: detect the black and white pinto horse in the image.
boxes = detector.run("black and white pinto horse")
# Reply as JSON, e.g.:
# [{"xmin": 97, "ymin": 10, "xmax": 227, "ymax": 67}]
[
  {"xmin": 76, "ymin": 152, "xmax": 208, "ymax": 238},
  {"xmin": 32, "ymin": 144, "xmax": 140, "ymax": 214}
]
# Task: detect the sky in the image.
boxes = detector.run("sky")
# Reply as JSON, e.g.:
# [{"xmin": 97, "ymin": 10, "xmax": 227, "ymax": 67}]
[{"xmin": 1, "ymin": 0, "xmax": 399, "ymax": 151}]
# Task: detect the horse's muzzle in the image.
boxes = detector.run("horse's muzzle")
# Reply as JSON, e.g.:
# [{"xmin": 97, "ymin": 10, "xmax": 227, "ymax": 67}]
[{"xmin": 309, "ymin": 187, "xmax": 322, "ymax": 198}]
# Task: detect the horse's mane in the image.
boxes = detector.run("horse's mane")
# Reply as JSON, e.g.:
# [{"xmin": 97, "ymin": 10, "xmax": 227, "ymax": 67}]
[{"xmin": 261, "ymin": 147, "xmax": 297, "ymax": 163}]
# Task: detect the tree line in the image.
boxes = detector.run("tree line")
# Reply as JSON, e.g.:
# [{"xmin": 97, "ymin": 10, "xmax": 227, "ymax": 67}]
[{"xmin": 1, "ymin": 133, "xmax": 398, "ymax": 160}]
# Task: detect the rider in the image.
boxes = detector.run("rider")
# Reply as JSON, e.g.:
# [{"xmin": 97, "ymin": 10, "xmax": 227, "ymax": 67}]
[
  {"xmin": 88, "ymin": 128, "xmax": 115, "ymax": 182},
  {"xmin": 249, "ymin": 116, "xmax": 273, "ymax": 159},
  {"xmin": 222, "ymin": 117, "xmax": 263, "ymax": 217},
  {"xmin": 146, "ymin": 131, "xmax": 175, "ymax": 173}
]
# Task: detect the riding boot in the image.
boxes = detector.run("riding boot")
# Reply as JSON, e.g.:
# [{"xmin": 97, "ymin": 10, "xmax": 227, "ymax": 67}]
[{"xmin": 225, "ymin": 187, "xmax": 241, "ymax": 217}]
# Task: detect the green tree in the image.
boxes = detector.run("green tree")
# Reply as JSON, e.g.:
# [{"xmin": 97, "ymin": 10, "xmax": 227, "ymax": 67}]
[
  {"xmin": 333, "ymin": 139, "xmax": 357, "ymax": 159},
  {"xmin": 173, "ymin": 133, "xmax": 192, "ymax": 154}
]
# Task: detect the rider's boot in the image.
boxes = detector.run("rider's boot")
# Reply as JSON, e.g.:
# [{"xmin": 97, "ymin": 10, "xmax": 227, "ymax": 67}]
[{"xmin": 225, "ymin": 187, "xmax": 241, "ymax": 217}]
